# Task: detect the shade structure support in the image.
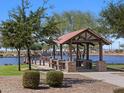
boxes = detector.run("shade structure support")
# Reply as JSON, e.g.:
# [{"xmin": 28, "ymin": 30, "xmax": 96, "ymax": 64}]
[
  {"xmin": 69, "ymin": 43, "xmax": 72, "ymax": 61},
  {"xmin": 60, "ymin": 44, "xmax": 63, "ymax": 60},
  {"xmin": 76, "ymin": 44, "xmax": 79, "ymax": 60},
  {"xmin": 99, "ymin": 42, "xmax": 103, "ymax": 61},
  {"xmin": 53, "ymin": 44, "xmax": 56, "ymax": 59},
  {"xmin": 86, "ymin": 43, "xmax": 89, "ymax": 60}
]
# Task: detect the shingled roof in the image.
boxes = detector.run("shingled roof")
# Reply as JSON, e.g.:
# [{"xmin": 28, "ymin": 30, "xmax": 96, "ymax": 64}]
[{"xmin": 54, "ymin": 28, "xmax": 111, "ymax": 45}]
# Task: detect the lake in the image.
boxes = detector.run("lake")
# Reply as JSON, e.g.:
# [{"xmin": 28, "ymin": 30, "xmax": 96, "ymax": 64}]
[
  {"xmin": 0, "ymin": 55, "xmax": 124, "ymax": 65},
  {"xmin": 56, "ymin": 55, "xmax": 124, "ymax": 64},
  {"xmin": 0, "ymin": 57, "xmax": 24, "ymax": 65},
  {"xmin": 90, "ymin": 55, "xmax": 124, "ymax": 64}
]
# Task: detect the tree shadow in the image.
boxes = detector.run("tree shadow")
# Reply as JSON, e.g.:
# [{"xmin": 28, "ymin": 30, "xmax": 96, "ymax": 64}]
[
  {"xmin": 32, "ymin": 75, "xmax": 101, "ymax": 90},
  {"xmin": 63, "ymin": 77, "xmax": 101, "ymax": 86}
]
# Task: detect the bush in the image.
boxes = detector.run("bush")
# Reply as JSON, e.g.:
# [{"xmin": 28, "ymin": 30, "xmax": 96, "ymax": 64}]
[
  {"xmin": 23, "ymin": 70, "xmax": 40, "ymax": 89},
  {"xmin": 114, "ymin": 88, "xmax": 124, "ymax": 93},
  {"xmin": 46, "ymin": 71, "xmax": 64, "ymax": 87}
]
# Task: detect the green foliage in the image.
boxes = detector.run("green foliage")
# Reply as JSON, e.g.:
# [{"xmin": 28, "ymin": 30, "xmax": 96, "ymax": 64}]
[
  {"xmin": 46, "ymin": 71, "xmax": 64, "ymax": 87},
  {"xmin": 115, "ymin": 49, "xmax": 123, "ymax": 53},
  {"xmin": 31, "ymin": 43, "xmax": 42, "ymax": 50},
  {"xmin": 1, "ymin": 0, "xmax": 57, "ymax": 70},
  {"xmin": 107, "ymin": 64, "xmax": 124, "ymax": 69},
  {"xmin": 95, "ymin": 18, "xmax": 113, "ymax": 37},
  {"xmin": 37, "ymin": 17, "xmax": 60, "ymax": 45},
  {"xmin": 120, "ymin": 44, "xmax": 124, "ymax": 49},
  {"xmin": 100, "ymin": 1, "xmax": 124, "ymax": 38},
  {"xmin": 2, "ymin": 21, "xmax": 21, "ymax": 49},
  {"xmin": 114, "ymin": 88, "xmax": 124, "ymax": 93},
  {"xmin": 23, "ymin": 70, "xmax": 40, "ymax": 89},
  {"xmin": 53, "ymin": 11, "xmax": 97, "ymax": 35},
  {"xmin": 0, "ymin": 64, "xmax": 28, "ymax": 76}
]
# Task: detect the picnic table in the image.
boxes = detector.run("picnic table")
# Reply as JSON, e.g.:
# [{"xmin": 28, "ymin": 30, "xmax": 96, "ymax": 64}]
[{"xmin": 49, "ymin": 59, "xmax": 66, "ymax": 70}]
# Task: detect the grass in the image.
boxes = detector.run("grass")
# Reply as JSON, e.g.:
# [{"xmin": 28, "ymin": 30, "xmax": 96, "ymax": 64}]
[
  {"xmin": 107, "ymin": 64, "xmax": 124, "ymax": 69},
  {"xmin": 0, "ymin": 64, "xmax": 29, "ymax": 76},
  {"xmin": 1, "ymin": 63, "xmax": 124, "ymax": 76}
]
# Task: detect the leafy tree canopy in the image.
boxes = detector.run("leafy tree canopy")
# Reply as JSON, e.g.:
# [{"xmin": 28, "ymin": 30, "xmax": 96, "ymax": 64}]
[
  {"xmin": 53, "ymin": 11, "xmax": 97, "ymax": 35},
  {"xmin": 100, "ymin": 0, "xmax": 124, "ymax": 38}
]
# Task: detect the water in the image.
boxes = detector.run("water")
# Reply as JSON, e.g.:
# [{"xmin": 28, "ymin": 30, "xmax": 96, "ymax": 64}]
[
  {"xmin": 90, "ymin": 55, "xmax": 124, "ymax": 64},
  {"xmin": 0, "ymin": 57, "xmax": 24, "ymax": 65},
  {"xmin": 56, "ymin": 55, "xmax": 124, "ymax": 64},
  {"xmin": 0, "ymin": 55, "xmax": 124, "ymax": 65}
]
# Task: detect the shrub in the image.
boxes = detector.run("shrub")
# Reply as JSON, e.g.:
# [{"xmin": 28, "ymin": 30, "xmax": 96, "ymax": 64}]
[
  {"xmin": 46, "ymin": 71, "xmax": 64, "ymax": 87},
  {"xmin": 114, "ymin": 88, "xmax": 124, "ymax": 93},
  {"xmin": 23, "ymin": 70, "xmax": 40, "ymax": 89}
]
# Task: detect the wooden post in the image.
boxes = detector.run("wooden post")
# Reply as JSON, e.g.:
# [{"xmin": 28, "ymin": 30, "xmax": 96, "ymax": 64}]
[
  {"xmin": 39, "ymin": 60, "xmax": 41, "ymax": 65},
  {"xmin": 43, "ymin": 59, "xmax": 45, "ymax": 66},
  {"xmin": 69, "ymin": 43, "xmax": 72, "ymax": 61},
  {"xmin": 99, "ymin": 42, "xmax": 103, "ymax": 61},
  {"xmin": 53, "ymin": 44, "xmax": 55, "ymax": 59},
  {"xmin": 60, "ymin": 44, "xmax": 63, "ymax": 60},
  {"xmin": 76, "ymin": 44, "xmax": 79, "ymax": 60},
  {"xmin": 86, "ymin": 43, "xmax": 89, "ymax": 60}
]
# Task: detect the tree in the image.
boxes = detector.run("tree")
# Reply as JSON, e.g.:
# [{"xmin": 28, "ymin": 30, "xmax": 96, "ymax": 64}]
[
  {"xmin": 15, "ymin": 0, "xmax": 48, "ymax": 70},
  {"xmin": 1, "ymin": 0, "xmax": 46, "ymax": 70},
  {"xmin": 1, "ymin": 0, "xmax": 60, "ymax": 70},
  {"xmin": 2, "ymin": 20, "xmax": 24, "ymax": 71},
  {"xmin": 53, "ymin": 11, "xmax": 97, "ymax": 35},
  {"xmin": 120, "ymin": 44, "xmax": 124, "ymax": 50},
  {"xmin": 100, "ymin": 0, "xmax": 124, "ymax": 38},
  {"xmin": 30, "ymin": 43, "xmax": 42, "ymax": 51},
  {"xmin": 36, "ymin": 16, "xmax": 60, "ymax": 50},
  {"xmin": 95, "ymin": 18, "xmax": 113, "ymax": 38}
]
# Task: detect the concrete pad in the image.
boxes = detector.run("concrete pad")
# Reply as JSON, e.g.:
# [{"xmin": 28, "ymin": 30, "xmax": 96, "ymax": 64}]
[{"xmin": 79, "ymin": 72, "xmax": 124, "ymax": 87}]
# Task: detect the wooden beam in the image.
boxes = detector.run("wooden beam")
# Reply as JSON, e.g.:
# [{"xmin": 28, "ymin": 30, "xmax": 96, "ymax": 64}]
[
  {"xmin": 69, "ymin": 43, "xmax": 72, "ymax": 61},
  {"xmin": 85, "ymin": 31, "xmax": 87, "ymax": 40},
  {"xmin": 76, "ymin": 44, "xmax": 79, "ymax": 60},
  {"xmin": 87, "ymin": 35, "xmax": 93, "ymax": 39},
  {"xmin": 80, "ymin": 43, "xmax": 94, "ymax": 46},
  {"xmin": 99, "ymin": 42, "xmax": 103, "ymax": 61},
  {"xmin": 72, "ymin": 39, "xmax": 100, "ymax": 43},
  {"xmin": 86, "ymin": 43, "xmax": 89, "ymax": 60},
  {"xmin": 60, "ymin": 44, "xmax": 63, "ymax": 59}
]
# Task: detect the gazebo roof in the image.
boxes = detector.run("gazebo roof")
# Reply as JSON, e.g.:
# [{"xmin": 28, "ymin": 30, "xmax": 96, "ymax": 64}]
[{"xmin": 54, "ymin": 28, "xmax": 111, "ymax": 45}]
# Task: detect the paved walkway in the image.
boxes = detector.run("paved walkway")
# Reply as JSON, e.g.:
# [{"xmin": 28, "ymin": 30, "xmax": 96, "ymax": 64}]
[
  {"xmin": 78, "ymin": 72, "xmax": 124, "ymax": 87},
  {"xmin": 34, "ymin": 64, "xmax": 124, "ymax": 87}
]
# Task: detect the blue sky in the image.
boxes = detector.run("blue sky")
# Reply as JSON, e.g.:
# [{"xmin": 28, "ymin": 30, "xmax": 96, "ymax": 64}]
[
  {"xmin": 0, "ymin": 0, "xmax": 123, "ymax": 49},
  {"xmin": 0, "ymin": 0, "xmax": 107, "ymax": 21}
]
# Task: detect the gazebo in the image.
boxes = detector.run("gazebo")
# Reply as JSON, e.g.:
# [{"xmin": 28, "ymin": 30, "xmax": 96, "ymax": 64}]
[{"xmin": 52, "ymin": 28, "xmax": 111, "ymax": 72}]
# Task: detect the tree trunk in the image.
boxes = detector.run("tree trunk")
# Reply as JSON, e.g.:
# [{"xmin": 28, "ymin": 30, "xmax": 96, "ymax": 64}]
[
  {"xmin": 17, "ymin": 48, "xmax": 21, "ymax": 71},
  {"xmin": 27, "ymin": 48, "xmax": 31, "ymax": 70}
]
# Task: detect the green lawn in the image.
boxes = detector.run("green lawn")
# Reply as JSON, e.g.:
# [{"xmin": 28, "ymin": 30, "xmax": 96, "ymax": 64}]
[
  {"xmin": 107, "ymin": 64, "xmax": 124, "ymax": 69},
  {"xmin": 1, "ymin": 63, "xmax": 124, "ymax": 76},
  {"xmin": 0, "ymin": 64, "xmax": 28, "ymax": 76}
]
